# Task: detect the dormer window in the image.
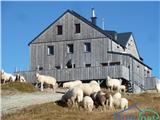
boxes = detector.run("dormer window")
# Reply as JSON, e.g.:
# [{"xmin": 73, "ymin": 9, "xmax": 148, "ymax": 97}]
[
  {"xmin": 57, "ymin": 25, "xmax": 62, "ymax": 35},
  {"xmin": 75, "ymin": 23, "xmax": 80, "ymax": 33}
]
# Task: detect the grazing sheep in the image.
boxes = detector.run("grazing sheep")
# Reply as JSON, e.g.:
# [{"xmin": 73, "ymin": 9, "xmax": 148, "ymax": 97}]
[
  {"xmin": 61, "ymin": 87, "xmax": 83, "ymax": 108},
  {"xmin": 120, "ymin": 85, "xmax": 126, "ymax": 93},
  {"xmin": 1, "ymin": 70, "xmax": 16, "ymax": 84},
  {"xmin": 109, "ymin": 93, "xmax": 128, "ymax": 110},
  {"xmin": 78, "ymin": 81, "xmax": 101, "ymax": 96},
  {"xmin": 106, "ymin": 76, "xmax": 121, "ymax": 92},
  {"xmin": 82, "ymin": 96, "xmax": 94, "ymax": 112},
  {"xmin": 155, "ymin": 83, "xmax": 160, "ymax": 93},
  {"xmin": 15, "ymin": 74, "xmax": 26, "ymax": 82},
  {"xmin": 90, "ymin": 91, "xmax": 110, "ymax": 110},
  {"xmin": 35, "ymin": 73, "xmax": 57, "ymax": 92},
  {"xmin": 113, "ymin": 92, "xmax": 122, "ymax": 100},
  {"xmin": 63, "ymin": 80, "xmax": 82, "ymax": 89},
  {"xmin": 120, "ymin": 98, "xmax": 128, "ymax": 110},
  {"xmin": 89, "ymin": 81, "xmax": 101, "ymax": 93}
]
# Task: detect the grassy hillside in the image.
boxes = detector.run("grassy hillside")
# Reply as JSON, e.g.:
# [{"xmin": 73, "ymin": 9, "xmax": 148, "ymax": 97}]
[{"xmin": 1, "ymin": 82, "xmax": 37, "ymax": 94}]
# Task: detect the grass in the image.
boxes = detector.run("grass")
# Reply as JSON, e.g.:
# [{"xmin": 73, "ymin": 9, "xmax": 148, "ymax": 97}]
[
  {"xmin": 1, "ymin": 82, "xmax": 37, "ymax": 94},
  {"xmin": 1, "ymin": 92, "xmax": 160, "ymax": 120}
]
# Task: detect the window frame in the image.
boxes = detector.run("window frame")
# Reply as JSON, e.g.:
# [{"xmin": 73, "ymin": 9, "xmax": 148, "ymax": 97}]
[
  {"xmin": 84, "ymin": 42, "xmax": 91, "ymax": 52},
  {"xmin": 75, "ymin": 23, "xmax": 81, "ymax": 33},
  {"xmin": 57, "ymin": 25, "xmax": 63, "ymax": 35},
  {"xmin": 47, "ymin": 45, "xmax": 54, "ymax": 55},
  {"xmin": 67, "ymin": 44, "xmax": 74, "ymax": 54}
]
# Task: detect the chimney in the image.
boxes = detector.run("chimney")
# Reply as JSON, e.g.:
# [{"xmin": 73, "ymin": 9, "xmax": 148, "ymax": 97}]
[{"xmin": 91, "ymin": 8, "xmax": 97, "ymax": 25}]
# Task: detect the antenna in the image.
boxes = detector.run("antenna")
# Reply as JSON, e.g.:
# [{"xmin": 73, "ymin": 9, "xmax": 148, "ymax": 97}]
[{"xmin": 102, "ymin": 18, "xmax": 105, "ymax": 30}]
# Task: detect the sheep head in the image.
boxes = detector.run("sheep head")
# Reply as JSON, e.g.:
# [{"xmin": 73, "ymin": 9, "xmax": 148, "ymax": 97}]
[{"xmin": 35, "ymin": 73, "xmax": 39, "ymax": 78}]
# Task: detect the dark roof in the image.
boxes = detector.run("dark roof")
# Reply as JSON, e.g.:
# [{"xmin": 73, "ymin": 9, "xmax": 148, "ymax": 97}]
[
  {"xmin": 104, "ymin": 31, "xmax": 132, "ymax": 48},
  {"xmin": 107, "ymin": 51, "xmax": 152, "ymax": 70},
  {"xmin": 28, "ymin": 9, "xmax": 122, "ymax": 46},
  {"xmin": 116, "ymin": 32, "xmax": 132, "ymax": 47}
]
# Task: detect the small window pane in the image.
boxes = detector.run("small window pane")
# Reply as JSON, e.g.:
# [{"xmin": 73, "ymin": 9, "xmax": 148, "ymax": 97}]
[
  {"xmin": 101, "ymin": 63, "xmax": 108, "ymax": 66},
  {"xmin": 47, "ymin": 46, "xmax": 54, "ymax": 55},
  {"xmin": 57, "ymin": 25, "xmax": 62, "ymax": 35},
  {"xmin": 84, "ymin": 42, "xmax": 91, "ymax": 52},
  {"xmin": 85, "ymin": 64, "xmax": 91, "ymax": 67},
  {"xmin": 110, "ymin": 62, "xmax": 120, "ymax": 66},
  {"xmin": 67, "ymin": 44, "xmax": 74, "ymax": 53},
  {"xmin": 75, "ymin": 24, "xmax": 80, "ymax": 33}
]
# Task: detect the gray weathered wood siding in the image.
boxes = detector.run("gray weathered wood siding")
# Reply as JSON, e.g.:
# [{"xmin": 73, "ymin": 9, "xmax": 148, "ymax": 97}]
[
  {"xmin": 26, "ymin": 10, "xmax": 155, "ymax": 93},
  {"xmin": 16, "ymin": 65, "xmax": 129, "ymax": 83}
]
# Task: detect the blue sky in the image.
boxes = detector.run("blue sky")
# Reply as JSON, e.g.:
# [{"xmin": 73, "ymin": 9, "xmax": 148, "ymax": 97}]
[{"xmin": 1, "ymin": 1, "xmax": 160, "ymax": 78}]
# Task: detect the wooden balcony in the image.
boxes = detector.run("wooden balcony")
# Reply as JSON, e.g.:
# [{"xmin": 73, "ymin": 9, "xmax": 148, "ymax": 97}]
[{"xmin": 15, "ymin": 65, "xmax": 129, "ymax": 83}]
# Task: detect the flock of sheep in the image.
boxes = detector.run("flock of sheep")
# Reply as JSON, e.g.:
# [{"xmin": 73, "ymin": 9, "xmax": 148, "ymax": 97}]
[
  {"xmin": 1, "ymin": 70, "xmax": 160, "ymax": 112},
  {"xmin": 60, "ymin": 79, "xmax": 128, "ymax": 112},
  {"xmin": 0, "ymin": 70, "xmax": 26, "ymax": 83}
]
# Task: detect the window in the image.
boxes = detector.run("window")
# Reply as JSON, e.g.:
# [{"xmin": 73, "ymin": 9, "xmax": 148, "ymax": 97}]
[
  {"xmin": 47, "ymin": 46, "xmax": 54, "ymax": 55},
  {"xmin": 110, "ymin": 62, "xmax": 120, "ymax": 66},
  {"xmin": 85, "ymin": 64, "xmax": 91, "ymax": 67},
  {"xmin": 117, "ymin": 46, "xmax": 119, "ymax": 48},
  {"xmin": 67, "ymin": 44, "xmax": 74, "ymax": 53},
  {"xmin": 84, "ymin": 42, "xmax": 91, "ymax": 52},
  {"xmin": 57, "ymin": 25, "xmax": 62, "ymax": 35},
  {"xmin": 101, "ymin": 63, "xmax": 108, "ymax": 66},
  {"xmin": 36, "ymin": 66, "xmax": 43, "ymax": 71},
  {"xmin": 66, "ymin": 59, "xmax": 72, "ymax": 68},
  {"xmin": 55, "ymin": 66, "xmax": 61, "ymax": 69},
  {"xmin": 75, "ymin": 23, "xmax": 80, "ymax": 33}
]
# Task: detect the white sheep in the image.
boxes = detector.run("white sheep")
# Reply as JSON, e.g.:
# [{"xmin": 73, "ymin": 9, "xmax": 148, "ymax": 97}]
[
  {"xmin": 106, "ymin": 76, "xmax": 121, "ymax": 92},
  {"xmin": 63, "ymin": 80, "xmax": 82, "ymax": 89},
  {"xmin": 89, "ymin": 80, "xmax": 101, "ymax": 93},
  {"xmin": 35, "ymin": 73, "xmax": 57, "ymax": 92},
  {"xmin": 120, "ymin": 98, "xmax": 128, "ymax": 110},
  {"xmin": 61, "ymin": 87, "xmax": 83, "ymax": 108},
  {"xmin": 155, "ymin": 82, "xmax": 160, "ymax": 93},
  {"xmin": 78, "ymin": 81, "xmax": 100, "ymax": 96},
  {"xmin": 82, "ymin": 96, "xmax": 94, "ymax": 112},
  {"xmin": 109, "ymin": 93, "xmax": 128, "ymax": 110},
  {"xmin": 1, "ymin": 70, "xmax": 16, "ymax": 83},
  {"xmin": 120, "ymin": 85, "xmax": 126, "ymax": 93},
  {"xmin": 15, "ymin": 74, "xmax": 26, "ymax": 82}
]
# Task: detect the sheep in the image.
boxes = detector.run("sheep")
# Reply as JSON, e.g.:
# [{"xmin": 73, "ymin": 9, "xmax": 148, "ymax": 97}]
[
  {"xmin": 89, "ymin": 80, "xmax": 101, "ymax": 93},
  {"xmin": 35, "ymin": 73, "xmax": 57, "ymax": 92},
  {"xmin": 15, "ymin": 74, "xmax": 26, "ymax": 82},
  {"xmin": 63, "ymin": 80, "xmax": 82, "ymax": 89},
  {"xmin": 90, "ymin": 91, "xmax": 110, "ymax": 110},
  {"xmin": 120, "ymin": 98, "xmax": 128, "ymax": 110},
  {"xmin": 82, "ymin": 96, "xmax": 94, "ymax": 112},
  {"xmin": 109, "ymin": 92, "xmax": 128, "ymax": 110},
  {"xmin": 77, "ymin": 81, "xmax": 101, "ymax": 96},
  {"xmin": 106, "ymin": 76, "xmax": 121, "ymax": 92},
  {"xmin": 61, "ymin": 87, "xmax": 83, "ymax": 108},
  {"xmin": 120, "ymin": 85, "xmax": 126, "ymax": 93},
  {"xmin": 1, "ymin": 70, "xmax": 16, "ymax": 84},
  {"xmin": 155, "ymin": 82, "xmax": 160, "ymax": 93}
]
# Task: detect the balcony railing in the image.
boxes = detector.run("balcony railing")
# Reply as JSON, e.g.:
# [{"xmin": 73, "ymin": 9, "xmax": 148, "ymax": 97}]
[{"xmin": 15, "ymin": 65, "xmax": 129, "ymax": 83}]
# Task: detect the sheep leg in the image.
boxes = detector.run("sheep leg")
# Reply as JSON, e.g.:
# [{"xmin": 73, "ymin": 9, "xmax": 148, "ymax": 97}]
[
  {"xmin": 40, "ymin": 82, "xmax": 44, "ymax": 91},
  {"xmin": 35, "ymin": 82, "xmax": 39, "ymax": 88}
]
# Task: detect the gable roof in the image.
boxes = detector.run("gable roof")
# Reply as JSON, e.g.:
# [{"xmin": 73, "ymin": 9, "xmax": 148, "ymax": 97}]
[{"xmin": 28, "ymin": 9, "xmax": 122, "ymax": 46}]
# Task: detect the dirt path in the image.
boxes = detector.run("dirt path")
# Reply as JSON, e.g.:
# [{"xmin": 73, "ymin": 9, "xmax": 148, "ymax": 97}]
[{"xmin": 1, "ymin": 91, "xmax": 63, "ymax": 115}]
